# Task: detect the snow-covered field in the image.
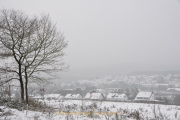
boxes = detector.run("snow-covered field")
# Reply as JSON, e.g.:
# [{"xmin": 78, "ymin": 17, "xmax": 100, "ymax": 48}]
[{"xmin": 1, "ymin": 100, "xmax": 180, "ymax": 120}]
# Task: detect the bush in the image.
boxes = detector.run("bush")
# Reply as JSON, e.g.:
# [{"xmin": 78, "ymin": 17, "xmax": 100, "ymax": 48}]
[
  {"xmin": 174, "ymin": 95, "xmax": 180, "ymax": 105},
  {"xmin": 0, "ymin": 97, "xmax": 54, "ymax": 112}
]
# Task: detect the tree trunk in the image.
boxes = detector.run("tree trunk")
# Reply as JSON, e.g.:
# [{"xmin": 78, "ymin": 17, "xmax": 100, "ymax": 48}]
[
  {"xmin": 19, "ymin": 77, "xmax": 24, "ymax": 101},
  {"xmin": 25, "ymin": 66, "xmax": 28, "ymax": 103},
  {"xmin": 19, "ymin": 63, "xmax": 24, "ymax": 101},
  {"xmin": 25, "ymin": 80, "xmax": 28, "ymax": 103}
]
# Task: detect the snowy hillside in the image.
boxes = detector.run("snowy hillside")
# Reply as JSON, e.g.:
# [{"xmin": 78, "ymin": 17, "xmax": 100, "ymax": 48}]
[{"xmin": 1, "ymin": 100, "xmax": 180, "ymax": 120}]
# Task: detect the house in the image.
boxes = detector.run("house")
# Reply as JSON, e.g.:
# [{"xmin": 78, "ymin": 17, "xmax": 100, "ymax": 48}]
[
  {"xmin": 167, "ymin": 88, "xmax": 180, "ymax": 92},
  {"xmin": 106, "ymin": 93, "xmax": 128, "ymax": 101},
  {"xmin": 44, "ymin": 94, "xmax": 64, "ymax": 100},
  {"xmin": 84, "ymin": 93, "xmax": 105, "ymax": 100},
  {"xmin": 64, "ymin": 94, "xmax": 83, "ymax": 100},
  {"xmin": 134, "ymin": 91, "xmax": 156, "ymax": 102}
]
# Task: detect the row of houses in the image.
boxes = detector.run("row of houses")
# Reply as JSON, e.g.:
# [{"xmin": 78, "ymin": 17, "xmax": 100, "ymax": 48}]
[{"xmin": 35, "ymin": 91, "xmax": 157, "ymax": 102}]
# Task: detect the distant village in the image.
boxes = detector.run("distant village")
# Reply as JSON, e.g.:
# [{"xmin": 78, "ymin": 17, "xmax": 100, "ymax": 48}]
[{"xmin": 1, "ymin": 74, "xmax": 180, "ymax": 105}]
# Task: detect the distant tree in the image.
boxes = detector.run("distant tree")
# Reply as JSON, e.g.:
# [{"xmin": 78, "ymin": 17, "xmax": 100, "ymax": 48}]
[
  {"xmin": 75, "ymin": 88, "xmax": 82, "ymax": 94},
  {"xmin": 85, "ymin": 86, "xmax": 97, "ymax": 91},
  {"xmin": 156, "ymin": 75, "xmax": 164, "ymax": 83},
  {"xmin": 174, "ymin": 95, "xmax": 180, "ymax": 105},
  {"xmin": 129, "ymin": 87, "xmax": 139, "ymax": 100},
  {"xmin": 0, "ymin": 9, "xmax": 67, "ymax": 103},
  {"xmin": 125, "ymin": 88, "xmax": 130, "ymax": 98}
]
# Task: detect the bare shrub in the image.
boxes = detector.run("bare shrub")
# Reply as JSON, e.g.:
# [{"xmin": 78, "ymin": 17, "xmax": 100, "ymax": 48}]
[{"xmin": 128, "ymin": 110, "xmax": 141, "ymax": 120}]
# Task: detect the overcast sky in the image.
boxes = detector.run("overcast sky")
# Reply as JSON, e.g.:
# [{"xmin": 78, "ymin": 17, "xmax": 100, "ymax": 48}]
[{"xmin": 1, "ymin": 0, "xmax": 180, "ymax": 81}]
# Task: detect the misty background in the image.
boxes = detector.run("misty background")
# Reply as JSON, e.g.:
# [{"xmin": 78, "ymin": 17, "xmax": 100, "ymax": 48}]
[{"xmin": 0, "ymin": 0, "xmax": 180, "ymax": 82}]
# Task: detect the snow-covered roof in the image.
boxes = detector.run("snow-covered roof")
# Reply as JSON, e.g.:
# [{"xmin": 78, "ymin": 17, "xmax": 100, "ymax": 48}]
[
  {"xmin": 64, "ymin": 94, "xmax": 82, "ymax": 99},
  {"xmin": 107, "ymin": 93, "xmax": 127, "ymax": 99},
  {"xmin": 167, "ymin": 88, "xmax": 180, "ymax": 92},
  {"xmin": 84, "ymin": 93, "xmax": 104, "ymax": 99},
  {"xmin": 135, "ymin": 92, "xmax": 152, "ymax": 98}
]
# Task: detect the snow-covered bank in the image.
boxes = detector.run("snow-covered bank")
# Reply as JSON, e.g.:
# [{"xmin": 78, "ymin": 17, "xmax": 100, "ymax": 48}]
[{"xmin": 1, "ymin": 100, "xmax": 180, "ymax": 120}]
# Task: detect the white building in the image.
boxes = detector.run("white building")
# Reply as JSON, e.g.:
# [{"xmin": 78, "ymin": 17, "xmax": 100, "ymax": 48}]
[
  {"xmin": 64, "ymin": 94, "xmax": 83, "ymax": 100},
  {"xmin": 134, "ymin": 91, "xmax": 156, "ymax": 102},
  {"xmin": 106, "ymin": 93, "xmax": 128, "ymax": 101},
  {"xmin": 167, "ymin": 88, "xmax": 180, "ymax": 92},
  {"xmin": 84, "ymin": 93, "xmax": 104, "ymax": 100}
]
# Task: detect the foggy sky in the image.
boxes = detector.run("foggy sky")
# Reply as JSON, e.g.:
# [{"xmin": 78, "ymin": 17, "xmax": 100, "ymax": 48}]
[{"xmin": 1, "ymin": 0, "xmax": 180, "ymax": 82}]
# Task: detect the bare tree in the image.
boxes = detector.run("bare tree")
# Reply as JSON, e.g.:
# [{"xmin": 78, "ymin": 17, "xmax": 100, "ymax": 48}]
[
  {"xmin": 0, "ymin": 9, "xmax": 28, "ymax": 100},
  {"xmin": 0, "ymin": 9, "xmax": 67, "ymax": 103},
  {"xmin": 22, "ymin": 15, "xmax": 67, "ymax": 103}
]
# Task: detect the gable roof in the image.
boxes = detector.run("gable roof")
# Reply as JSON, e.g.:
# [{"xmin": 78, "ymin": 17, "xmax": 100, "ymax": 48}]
[
  {"xmin": 64, "ymin": 94, "xmax": 82, "ymax": 99},
  {"xmin": 107, "ymin": 93, "xmax": 127, "ymax": 99},
  {"xmin": 136, "ymin": 92, "xmax": 152, "ymax": 98}
]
